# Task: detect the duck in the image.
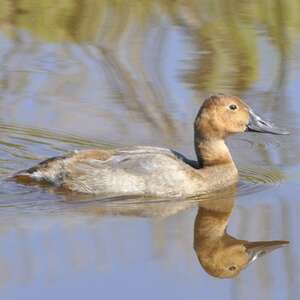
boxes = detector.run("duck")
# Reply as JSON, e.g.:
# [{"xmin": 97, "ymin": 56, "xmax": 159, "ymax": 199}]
[
  {"xmin": 194, "ymin": 186, "xmax": 289, "ymax": 278},
  {"xmin": 12, "ymin": 94, "xmax": 288, "ymax": 197}
]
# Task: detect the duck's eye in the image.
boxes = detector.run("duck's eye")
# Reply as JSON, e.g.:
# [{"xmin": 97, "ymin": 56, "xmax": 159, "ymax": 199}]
[
  {"xmin": 229, "ymin": 104, "xmax": 238, "ymax": 111},
  {"xmin": 228, "ymin": 266, "xmax": 237, "ymax": 271}
]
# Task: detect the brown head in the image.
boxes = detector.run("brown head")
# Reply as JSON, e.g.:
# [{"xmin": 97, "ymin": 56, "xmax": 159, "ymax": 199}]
[
  {"xmin": 194, "ymin": 94, "xmax": 289, "ymax": 140},
  {"xmin": 197, "ymin": 237, "xmax": 289, "ymax": 278},
  {"xmin": 194, "ymin": 189, "xmax": 289, "ymax": 278}
]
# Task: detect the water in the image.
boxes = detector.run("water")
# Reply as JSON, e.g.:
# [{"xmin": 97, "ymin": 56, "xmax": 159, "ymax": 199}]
[{"xmin": 0, "ymin": 1, "xmax": 299, "ymax": 299}]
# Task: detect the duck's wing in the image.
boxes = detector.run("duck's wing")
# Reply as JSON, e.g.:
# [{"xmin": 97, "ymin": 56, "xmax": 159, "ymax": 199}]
[
  {"xmin": 12, "ymin": 148, "xmax": 116, "ymax": 185},
  {"xmin": 74, "ymin": 146, "xmax": 194, "ymax": 176},
  {"xmin": 65, "ymin": 147, "xmax": 202, "ymax": 194},
  {"xmin": 13, "ymin": 146, "xmax": 196, "ymax": 193}
]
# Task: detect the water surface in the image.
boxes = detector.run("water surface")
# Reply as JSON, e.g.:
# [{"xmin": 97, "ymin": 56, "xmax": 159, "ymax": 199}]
[{"xmin": 0, "ymin": 1, "xmax": 300, "ymax": 299}]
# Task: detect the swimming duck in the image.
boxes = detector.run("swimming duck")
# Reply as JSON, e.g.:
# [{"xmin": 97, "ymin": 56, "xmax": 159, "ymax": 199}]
[
  {"xmin": 13, "ymin": 94, "xmax": 288, "ymax": 196},
  {"xmin": 194, "ymin": 187, "xmax": 289, "ymax": 278}
]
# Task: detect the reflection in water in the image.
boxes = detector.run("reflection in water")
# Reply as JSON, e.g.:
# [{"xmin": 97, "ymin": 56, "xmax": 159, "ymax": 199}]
[
  {"xmin": 39, "ymin": 185, "xmax": 287, "ymax": 279},
  {"xmin": 0, "ymin": 0, "xmax": 296, "ymax": 175},
  {"xmin": 193, "ymin": 187, "xmax": 288, "ymax": 278}
]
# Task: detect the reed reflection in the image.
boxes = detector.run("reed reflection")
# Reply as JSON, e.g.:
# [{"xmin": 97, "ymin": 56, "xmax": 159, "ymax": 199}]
[
  {"xmin": 0, "ymin": 0, "xmax": 297, "ymax": 170},
  {"xmin": 194, "ymin": 186, "xmax": 288, "ymax": 278}
]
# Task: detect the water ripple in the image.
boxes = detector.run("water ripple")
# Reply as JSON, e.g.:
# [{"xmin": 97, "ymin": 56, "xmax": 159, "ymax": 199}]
[{"xmin": 238, "ymin": 165, "xmax": 286, "ymax": 196}]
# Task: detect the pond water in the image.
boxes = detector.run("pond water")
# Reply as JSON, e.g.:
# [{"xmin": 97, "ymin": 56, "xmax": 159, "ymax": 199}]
[{"xmin": 0, "ymin": 1, "xmax": 300, "ymax": 299}]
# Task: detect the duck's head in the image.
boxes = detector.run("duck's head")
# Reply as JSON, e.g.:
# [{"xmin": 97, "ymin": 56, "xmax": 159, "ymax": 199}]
[
  {"xmin": 198, "ymin": 237, "xmax": 289, "ymax": 278},
  {"xmin": 194, "ymin": 94, "xmax": 289, "ymax": 139},
  {"xmin": 194, "ymin": 188, "xmax": 289, "ymax": 279}
]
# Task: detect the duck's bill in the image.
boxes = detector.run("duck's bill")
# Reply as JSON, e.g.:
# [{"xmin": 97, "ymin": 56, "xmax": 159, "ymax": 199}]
[
  {"xmin": 247, "ymin": 109, "xmax": 289, "ymax": 135},
  {"xmin": 245, "ymin": 240, "xmax": 289, "ymax": 264}
]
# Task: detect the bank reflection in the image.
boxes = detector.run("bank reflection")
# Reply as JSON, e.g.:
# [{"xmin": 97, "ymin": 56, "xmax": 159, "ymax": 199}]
[{"xmin": 194, "ymin": 187, "xmax": 288, "ymax": 278}]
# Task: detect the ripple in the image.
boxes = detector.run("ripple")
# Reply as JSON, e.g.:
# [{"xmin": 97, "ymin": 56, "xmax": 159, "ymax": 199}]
[
  {"xmin": 0, "ymin": 121, "xmax": 117, "ymax": 176},
  {"xmin": 233, "ymin": 136, "xmax": 282, "ymax": 151},
  {"xmin": 238, "ymin": 166, "xmax": 286, "ymax": 196}
]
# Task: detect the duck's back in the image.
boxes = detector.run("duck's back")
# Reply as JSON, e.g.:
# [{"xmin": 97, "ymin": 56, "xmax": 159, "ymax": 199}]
[{"xmin": 13, "ymin": 146, "xmax": 204, "ymax": 196}]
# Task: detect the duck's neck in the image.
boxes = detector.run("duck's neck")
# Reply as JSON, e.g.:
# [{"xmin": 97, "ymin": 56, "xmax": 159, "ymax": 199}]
[
  {"xmin": 194, "ymin": 189, "xmax": 236, "ymax": 238},
  {"xmin": 193, "ymin": 203, "xmax": 240, "ymax": 276},
  {"xmin": 194, "ymin": 136, "xmax": 234, "ymax": 168},
  {"xmin": 194, "ymin": 208, "xmax": 230, "ymax": 242}
]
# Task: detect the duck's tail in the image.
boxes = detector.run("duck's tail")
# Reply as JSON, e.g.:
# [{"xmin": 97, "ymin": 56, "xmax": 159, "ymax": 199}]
[{"xmin": 11, "ymin": 154, "xmax": 70, "ymax": 185}]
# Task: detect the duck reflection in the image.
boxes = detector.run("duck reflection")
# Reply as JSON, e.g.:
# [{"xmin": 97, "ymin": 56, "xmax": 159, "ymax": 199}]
[
  {"xmin": 1, "ymin": 179, "xmax": 290, "ymax": 280},
  {"xmin": 62, "ymin": 185, "xmax": 289, "ymax": 279},
  {"xmin": 194, "ymin": 187, "xmax": 289, "ymax": 278}
]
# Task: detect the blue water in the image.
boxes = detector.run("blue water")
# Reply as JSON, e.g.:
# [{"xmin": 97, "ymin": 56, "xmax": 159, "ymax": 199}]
[{"xmin": 0, "ymin": 1, "xmax": 299, "ymax": 299}]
